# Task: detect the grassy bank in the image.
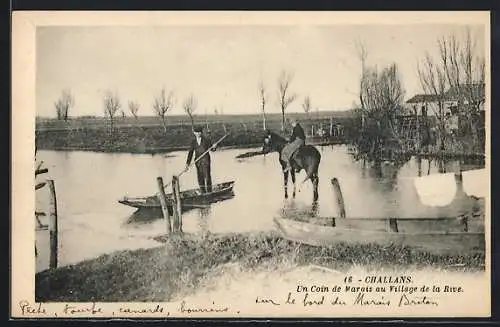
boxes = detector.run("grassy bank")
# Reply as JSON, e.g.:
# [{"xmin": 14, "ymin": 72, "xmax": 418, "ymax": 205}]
[{"xmin": 35, "ymin": 233, "xmax": 485, "ymax": 302}]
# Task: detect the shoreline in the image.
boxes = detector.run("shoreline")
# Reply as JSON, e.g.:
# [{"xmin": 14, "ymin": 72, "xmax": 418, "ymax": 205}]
[
  {"xmin": 34, "ymin": 140, "xmax": 346, "ymax": 155},
  {"xmin": 35, "ymin": 143, "xmax": 486, "ymax": 161}
]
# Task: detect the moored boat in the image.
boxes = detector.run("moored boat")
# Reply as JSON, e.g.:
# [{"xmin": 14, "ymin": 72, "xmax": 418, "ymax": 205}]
[
  {"xmin": 273, "ymin": 216, "xmax": 485, "ymax": 255},
  {"xmin": 119, "ymin": 181, "xmax": 235, "ymax": 210}
]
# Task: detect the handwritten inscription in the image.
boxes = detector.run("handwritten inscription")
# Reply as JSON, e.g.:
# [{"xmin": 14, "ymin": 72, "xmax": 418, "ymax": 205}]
[
  {"xmin": 119, "ymin": 304, "xmax": 166, "ymax": 314},
  {"xmin": 17, "ymin": 300, "xmax": 233, "ymax": 317},
  {"xmin": 63, "ymin": 303, "xmax": 103, "ymax": 315},
  {"xmin": 398, "ymin": 294, "xmax": 438, "ymax": 307},
  {"xmin": 19, "ymin": 301, "xmax": 46, "ymax": 315},
  {"xmin": 254, "ymin": 292, "xmax": 440, "ymax": 308},
  {"xmin": 256, "ymin": 297, "xmax": 280, "ymax": 305},
  {"xmin": 352, "ymin": 293, "xmax": 391, "ymax": 306},
  {"xmin": 16, "ymin": 276, "xmax": 462, "ymax": 318},
  {"xmin": 178, "ymin": 301, "xmax": 230, "ymax": 314}
]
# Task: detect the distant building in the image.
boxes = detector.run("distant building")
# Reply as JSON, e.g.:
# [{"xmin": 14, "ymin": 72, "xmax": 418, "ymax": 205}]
[
  {"xmin": 405, "ymin": 94, "xmax": 441, "ymax": 117},
  {"xmin": 404, "ymin": 83, "xmax": 485, "ymax": 117}
]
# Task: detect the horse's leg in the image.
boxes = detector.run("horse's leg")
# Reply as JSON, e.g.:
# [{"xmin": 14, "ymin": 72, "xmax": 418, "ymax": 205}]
[
  {"xmin": 291, "ymin": 169, "xmax": 296, "ymax": 198},
  {"xmin": 312, "ymin": 173, "xmax": 319, "ymax": 202},
  {"xmin": 283, "ymin": 169, "xmax": 289, "ymax": 199}
]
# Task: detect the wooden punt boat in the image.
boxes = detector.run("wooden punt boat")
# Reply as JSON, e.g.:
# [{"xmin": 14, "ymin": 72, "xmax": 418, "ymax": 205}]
[
  {"xmin": 118, "ymin": 181, "xmax": 235, "ymax": 210},
  {"xmin": 273, "ymin": 216, "xmax": 485, "ymax": 255}
]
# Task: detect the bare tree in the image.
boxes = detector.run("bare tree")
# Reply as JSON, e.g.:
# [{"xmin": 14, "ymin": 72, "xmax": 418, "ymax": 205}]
[
  {"xmin": 441, "ymin": 30, "xmax": 485, "ymax": 150},
  {"xmin": 417, "ymin": 52, "xmax": 448, "ymax": 149},
  {"xmin": 103, "ymin": 90, "xmax": 121, "ymax": 134},
  {"xmin": 183, "ymin": 94, "xmax": 198, "ymax": 129},
  {"xmin": 358, "ymin": 60, "xmax": 406, "ymax": 159},
  {"xmin": 153, "ymin": 88, "xmax": 174, "ymax": 133},
  {"xmin": 54, "ymin": 89, "xmax": 74, "ymax": 121},
  {"xmin": 355, "ymin": 41, "xmax": 368, "ymax": 129},
  {"xmin": 128, "ymin": 100, "xmax": 143, "ymax": 132},
  {"xmin": 277, "ymin": 70, "xmax": 298, "ymax": 131},
  {"xmin": 360, "ymin": 64, "xmax": 405, "ymax": 119},
  {"xmin": 128, "ymin": 100, "xmax": 140, "ymax": 119},
  {"xmin": 258, "ymin": 80, "xmax": 267, "ymax": 130},
  {"xmin": 417, "ymin": 28, "xmax": 485, "ymax": 151},
  {"xmin": 302, "ymin": 95, "xmax": 312, "ymax": 118}
]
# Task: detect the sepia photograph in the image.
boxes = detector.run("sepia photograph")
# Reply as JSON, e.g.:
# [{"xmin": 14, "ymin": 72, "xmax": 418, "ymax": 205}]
[{"xmin": 12, "ymin": 11, "xmax": 490, "ymax": 318}]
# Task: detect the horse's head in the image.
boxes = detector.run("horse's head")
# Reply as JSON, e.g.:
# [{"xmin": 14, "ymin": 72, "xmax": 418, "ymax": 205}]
[
  {"xmin": 262, "ymin": 130, "xmax": 285, "ymax": 153},
  {"xmin": 262, "ymin": 130, "xmax": 273, "ymax": 153}
]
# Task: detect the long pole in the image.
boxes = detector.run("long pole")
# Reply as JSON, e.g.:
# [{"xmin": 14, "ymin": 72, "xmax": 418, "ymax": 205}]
[
  {"xmin": 48, "ymin": 180, "xmax": 58, "ymax": 269},
  {"xmin": 179, "ymin": 133, "xmax": 229, "ymax": 178}
]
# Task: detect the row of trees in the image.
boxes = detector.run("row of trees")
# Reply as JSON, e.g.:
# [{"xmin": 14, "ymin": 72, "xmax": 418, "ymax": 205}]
[
  {"xmin": 54, "ymin": 88, "xmax": 199, "ymax": 134},
  {"xmin": 258, "ymin": 70, "xmax": 313, "ymax": 132},
  {"xmin": 103, "ymin": 90, "xmax": 199, "ymax": 134},
  {"xmin": 54, "ymin": 69, "xmax": 315, "ymax": 135}
]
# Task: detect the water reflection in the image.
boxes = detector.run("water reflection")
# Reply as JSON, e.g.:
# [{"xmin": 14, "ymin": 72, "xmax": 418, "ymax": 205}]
[
  {"xmin": 125, "ymin": 208, "xmax": 163, "ymax": 225},
  {"xmin": 280, "ymin": 199, "xmax": 319, "ymax": 218},
  {"xmin": 197, "ymin": 206, "xmax": 211, "ymax": 239}
]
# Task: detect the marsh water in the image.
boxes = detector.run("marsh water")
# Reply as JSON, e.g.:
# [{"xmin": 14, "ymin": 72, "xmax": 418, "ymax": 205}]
[{"xmin": 35, "ymin": 145, "xmax": 484, "ymax": 272}]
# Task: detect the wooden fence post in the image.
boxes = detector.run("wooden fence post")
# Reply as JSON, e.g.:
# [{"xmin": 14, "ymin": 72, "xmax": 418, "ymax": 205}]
[
  {"xmin": 331, "ymin": 178, "xmax": 346, "ymax": 219},
  {"xmin": 47, "ymin": 180, "xmax": 58, "ymax": 269},
  {"xmin": 388, "ymin": 218, "xmax": 399, "ymax": 233},
  {"xmin": 156, "ymin": 177, "xmax": 172, "ymax": 234},
  {"xmin": 172, "ymin": 176, "xmax": 183, "ymax": 233},
  {"xmin": 461, "ymin": 216, "xmax": 469, "ymax": 232}
]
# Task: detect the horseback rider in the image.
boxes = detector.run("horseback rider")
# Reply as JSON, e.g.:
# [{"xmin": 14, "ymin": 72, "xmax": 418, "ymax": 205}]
[
  {"xmin": 282, "ymin": 118, "xmax": 306, "ymax": 173},
  {"xmin": 185, "ymin": 126, "xmax": 216, "ymax": 193}
]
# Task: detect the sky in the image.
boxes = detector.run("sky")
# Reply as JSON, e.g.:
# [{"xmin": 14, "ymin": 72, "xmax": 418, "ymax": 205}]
[{"xmin": 36, "ymin": 24, "xmax": 485, "ymax": 117}]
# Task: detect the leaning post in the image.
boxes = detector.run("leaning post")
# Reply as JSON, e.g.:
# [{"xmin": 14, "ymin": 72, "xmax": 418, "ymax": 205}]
[
  {"xmin": 47, "ymin": 179, "xmax": 58, "ymax": 269},
  {"xmin": 331, "ymin": 178, "xmax": 346, "ymax": 220},
  {"xmin": 172, "ymin": 175, "xmax": 183, "ymax": 233},
  {"xmin": 156, "ymin": 177, "xmax": 172, "ymax": 234}
]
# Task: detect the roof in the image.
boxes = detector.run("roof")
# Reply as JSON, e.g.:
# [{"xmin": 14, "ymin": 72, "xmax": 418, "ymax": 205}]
[
  {"xmin": 406, "ymin": 83, "xmax": 485, "ymax": 104},
  {"xmin": 406, "ymin": 94, "xmax": 440, "ymax": 104}
]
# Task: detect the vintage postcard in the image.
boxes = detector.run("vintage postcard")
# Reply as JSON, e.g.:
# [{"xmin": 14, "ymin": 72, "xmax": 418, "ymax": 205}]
[{"xmin": 12, "ymin": 11, "xmax": 491, "ymax": 319}]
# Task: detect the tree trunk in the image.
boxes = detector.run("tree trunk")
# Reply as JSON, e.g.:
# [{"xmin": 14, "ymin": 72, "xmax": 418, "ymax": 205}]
[
  {"xmin": 281, "ymin": 108, "xmax": 285, "ymax": 132},
  {"xmin": 469, "ymin": 114, "xmax": 479, "ymax": 153},
  {"xmin": 109, "ymin": 118, "xmax": 114, "ymax": 137},
  {"xmin": 189, "ymin": 115, "xmax": 194, "ymax": 129},
  {"xmin": 161, "ymin": 116, "xmax": 167, "ymax": 133}
]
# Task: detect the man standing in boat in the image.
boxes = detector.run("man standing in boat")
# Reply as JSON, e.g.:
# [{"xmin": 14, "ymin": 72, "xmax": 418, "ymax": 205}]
[
  {"xmin": 282, "ymin": 118, "xmax": 306, "ymax": 173},
  {"xmin": 185, "ymin": 126, "xmax": 216, "ymax": 193}
]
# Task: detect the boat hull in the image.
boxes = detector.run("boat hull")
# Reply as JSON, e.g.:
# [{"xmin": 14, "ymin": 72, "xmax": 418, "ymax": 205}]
[
  {"xmin": 119, "ymin": 181, "xmax": 235, "ymax": 210},
  {"xmin": 274, "ymin": 217, "xmax": 485, "ymax": 255}
]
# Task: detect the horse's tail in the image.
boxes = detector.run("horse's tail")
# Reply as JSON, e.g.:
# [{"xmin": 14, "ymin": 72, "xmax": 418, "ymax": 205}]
[{"xmin": 300, "ymin": 149, "xmax": 321, "ymax": 185}]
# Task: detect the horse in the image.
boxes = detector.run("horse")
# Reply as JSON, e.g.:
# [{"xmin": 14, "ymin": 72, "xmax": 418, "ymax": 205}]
[{"xmin": 262, "ymin": 130, "xmax": 321, "ymax": 201}]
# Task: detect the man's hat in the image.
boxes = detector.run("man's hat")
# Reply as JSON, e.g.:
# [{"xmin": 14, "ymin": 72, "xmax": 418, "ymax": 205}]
[{"xmin": 193, "ymin": 126, "xmax": 203, "ymax": 133}]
